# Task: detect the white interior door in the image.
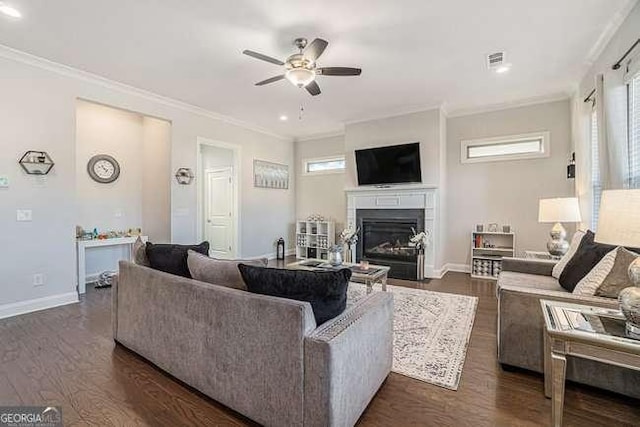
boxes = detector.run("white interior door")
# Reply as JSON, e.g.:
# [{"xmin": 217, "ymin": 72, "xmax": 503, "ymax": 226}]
[{"xmin": 204, "ymin": 168, "xmax": 234, "ymax": 258}]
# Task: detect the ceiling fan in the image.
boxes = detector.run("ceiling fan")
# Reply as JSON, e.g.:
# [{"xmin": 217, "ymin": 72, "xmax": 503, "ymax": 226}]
[{"xmin": 242, "ymin": 37, "xmax": 362, "ymax": 96}]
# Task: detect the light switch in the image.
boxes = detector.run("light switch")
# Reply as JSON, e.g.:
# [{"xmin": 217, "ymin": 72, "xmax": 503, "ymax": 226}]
[
  {"xmin": 17, "ymin": 209, "xmax": 32, "ymax": 222},
  {"xmin": 0, "ymin": 176, "xmax": 8, "ymax": 188}
]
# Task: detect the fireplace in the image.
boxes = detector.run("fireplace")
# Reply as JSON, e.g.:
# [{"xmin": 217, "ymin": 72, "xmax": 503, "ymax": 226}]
[{"xmin": 356, "ymin": 209, "xmax": 425, "ymax": 280}]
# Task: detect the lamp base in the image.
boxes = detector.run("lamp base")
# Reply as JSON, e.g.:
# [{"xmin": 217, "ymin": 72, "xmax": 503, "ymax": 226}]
[
  {"xmin": 619, "ymin": 261, "xmax": 640, "ymax": 338},
  {"xmin": 546, "ymin": 222, "xmax": 569, "ymax": 256}
]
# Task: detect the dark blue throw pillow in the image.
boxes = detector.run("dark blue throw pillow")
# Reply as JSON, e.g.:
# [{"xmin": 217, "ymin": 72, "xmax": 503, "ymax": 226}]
[
  {"xmin": 238, "ymin": 265, "xmax": 351, "ymax": 325},
  {"xmin": 145, "ymin": 241, "xmax": 209, "ymax": 278}
]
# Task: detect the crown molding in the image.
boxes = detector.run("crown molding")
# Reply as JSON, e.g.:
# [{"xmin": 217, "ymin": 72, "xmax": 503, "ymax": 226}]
[
  {"xmin": 343, "ymin": 103, "xmax": 445, "ymax": 126},
  {"xmin": 294, "ymin": 129, "xmax": 345, "ymax": 142},
  {"xmin": 577, "ymin": 0, "xmax": 639, "ymax": 87},
  {"xmin": 446, "ymin": 92, "xmax": 571, "ymax": 118},
  {"xmin": 0, "ymin": 44, "xmax": 292, "ymax": 141}
]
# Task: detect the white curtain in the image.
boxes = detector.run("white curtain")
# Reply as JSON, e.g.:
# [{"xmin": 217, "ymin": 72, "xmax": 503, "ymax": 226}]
[{"xmin": 595, "ymin": 71, "xmax": 629, "ymax": 189}]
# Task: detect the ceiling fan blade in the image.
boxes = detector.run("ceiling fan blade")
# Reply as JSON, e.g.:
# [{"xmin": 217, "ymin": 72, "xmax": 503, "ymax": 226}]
[
  {"xmin": 304, "ymin": 38, "xmax": 328, "ymax": 61},
  {"xmin": 255, "ymin": 75, "xmax": 285, "ymax": 86},
  {"xmin": 242, "ymin": 50, "xmax": 284, "ymax": 66},
  {"xmin": 317, "ymin": 67, "xmax": 362, "ymax": 76},
  {"xmin": 305, "ymin": 81, "xmax": 321, "ymax": 96}
]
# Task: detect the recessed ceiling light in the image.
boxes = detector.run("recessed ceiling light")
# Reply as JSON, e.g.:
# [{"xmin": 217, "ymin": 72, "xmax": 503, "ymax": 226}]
[
  {"xmin": 495, "ymin": 65, "xmax": 511, "ymax": 74},
  {"xmin": 279, "ymin": 115, "xmax": 288, "ymax": 121},
  {"xmin": 0, "ymin": 2, "xmax": 21, "ymax": 18}
]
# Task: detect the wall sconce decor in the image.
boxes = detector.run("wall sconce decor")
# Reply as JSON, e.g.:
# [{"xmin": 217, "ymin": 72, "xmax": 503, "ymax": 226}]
[
  {"xmin": 19, "ymin": 151, "xmax": 55, "ymax": 175},
  {"xmin": 175, "ymin": 168, "xmax": 195, "ymax": 185}
]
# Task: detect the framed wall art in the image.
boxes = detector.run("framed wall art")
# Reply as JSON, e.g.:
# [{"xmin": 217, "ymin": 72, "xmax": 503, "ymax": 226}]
[{"xmin": 253, "ymin": 159, "xmax": 289, "ymax": 189}]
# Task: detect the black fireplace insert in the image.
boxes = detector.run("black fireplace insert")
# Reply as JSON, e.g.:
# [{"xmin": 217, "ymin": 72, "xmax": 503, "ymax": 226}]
[{"xmin": 356, "ymin": 209, "xmax": 425, "ymax": 280}]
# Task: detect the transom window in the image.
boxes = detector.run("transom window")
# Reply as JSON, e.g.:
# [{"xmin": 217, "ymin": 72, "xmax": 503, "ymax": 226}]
[
  {"xmin": 460, "ymin": 132, "xmax": 550, "ymax": 164},
  {"xmin": 303, "ymin": 156, "xmax": 346, "ymax": 174}
]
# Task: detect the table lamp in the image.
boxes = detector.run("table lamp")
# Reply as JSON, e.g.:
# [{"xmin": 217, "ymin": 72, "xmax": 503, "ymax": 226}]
[
  {"xmin": 594, "ymin": 189, "xmax": 640, "ymax": 337},
  {"xmin": 538, "ymin": 197, "xmax": 582, "ymax": 256}
]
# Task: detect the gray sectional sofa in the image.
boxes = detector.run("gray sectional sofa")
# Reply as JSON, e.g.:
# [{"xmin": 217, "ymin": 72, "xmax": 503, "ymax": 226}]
[
  {"xmin": 497, "ymin": 257, "xmax": 640, "ymax": 398},
  {"xmin": 113, "ymin": 261, "xmax": 394, "ymax": 427}
]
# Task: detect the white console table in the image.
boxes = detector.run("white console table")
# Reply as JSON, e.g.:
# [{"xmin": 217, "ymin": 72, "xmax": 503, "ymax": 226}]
[{"xmin": 76, "ymin": 236, "xmax": 147, "ymax": 294}]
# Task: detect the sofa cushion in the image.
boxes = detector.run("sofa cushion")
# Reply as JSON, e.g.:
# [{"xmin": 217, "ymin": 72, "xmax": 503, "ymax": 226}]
[
  {"xmin": 596, "ymin": 247, "xmax": 639, "ymax": 298},
  {"xmin": 498, "ymin": 271, "xmax": 566, "ymax": 293},
  {"xmin": 238, "ymin": 264, "xmax": 351, "ymax": 325},
  {"xmin": 552, "ymin": 230, "xmax": 586, "ymax": 279},
  {"xmin": 146, "ymin": 241, "xmax": 209, "ymax": 278},
  {"xmin": 187, "ymin": 250, "xmax": 268, "ymax": 290},
  {"xmin": 573, "ymin": 248, "xmax": 619, "ymax": 296},
  {"xmin": 558, "ymin": 230, "xmax": 616, "ymax": 292}
]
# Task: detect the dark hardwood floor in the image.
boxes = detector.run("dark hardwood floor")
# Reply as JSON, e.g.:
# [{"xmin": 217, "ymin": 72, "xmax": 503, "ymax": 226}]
[{"xmin": 1, "ymin": 261, "xmax": 639, "ymax": 426}]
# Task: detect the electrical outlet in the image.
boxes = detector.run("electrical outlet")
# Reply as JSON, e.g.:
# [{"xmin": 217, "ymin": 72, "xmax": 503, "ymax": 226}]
[
  {"xmin": 16, "ymin": 209, "xmax": 32, "ymax": 222},
  {"xmin": 33, "ymin": 273, "xmax": 44, "ymax": 287},
  {"xmin": 114, "ymin": 209, "xmax": 123, "ymax": 218}
]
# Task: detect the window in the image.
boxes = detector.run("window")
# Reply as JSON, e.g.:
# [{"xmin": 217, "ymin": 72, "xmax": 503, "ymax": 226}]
[
  {"xmin": 303, "ymin": 156, "xmax": 346, "ymax": 174},
  {"xmin": 591, "ymin": 106, "xmax": 602, "ymax": 230},
  {"xmin": 629, "ymin": 73, "xmax": 640, "ymax": 188},
  {"xmin": 460, "ymin": 132, "xmax": 550, "ymax": 164}
]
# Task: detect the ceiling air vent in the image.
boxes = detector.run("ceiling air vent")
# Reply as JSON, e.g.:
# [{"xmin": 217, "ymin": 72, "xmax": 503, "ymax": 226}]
[{"xmin": 487, "ymin": 52, "xmax": 505, "ymax": 69}]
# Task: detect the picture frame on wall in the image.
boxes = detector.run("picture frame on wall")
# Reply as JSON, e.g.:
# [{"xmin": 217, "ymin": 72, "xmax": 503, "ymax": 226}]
[{"xmin": 253, "ymin": 159, "xmax": 289, "ymax": 189}]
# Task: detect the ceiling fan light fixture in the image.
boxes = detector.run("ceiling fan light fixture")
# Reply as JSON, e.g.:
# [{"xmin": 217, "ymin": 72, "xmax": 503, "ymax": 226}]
[{"xmin": 285, "ymin": 68, "xmax": 316, "ymax": 88}]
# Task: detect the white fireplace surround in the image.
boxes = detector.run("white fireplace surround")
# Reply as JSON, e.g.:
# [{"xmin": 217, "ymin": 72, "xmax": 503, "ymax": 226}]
[{"xmin": 346, "ymin": 184, "xmax": 438, "ymax": 278}]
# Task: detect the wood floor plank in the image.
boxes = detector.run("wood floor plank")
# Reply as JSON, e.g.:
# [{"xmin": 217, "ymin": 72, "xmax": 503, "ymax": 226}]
[{"xmin": 0, "ymin": 262, "xmax": 637, "ymax": 426}]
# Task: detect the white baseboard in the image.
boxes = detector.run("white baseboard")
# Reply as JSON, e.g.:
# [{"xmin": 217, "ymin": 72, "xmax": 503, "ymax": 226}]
[
  {"xmin": 431, "ymin": 263, "xmax": 471, "ymax": 279},
  {"xmin": 0, "ymin": 292, "xmax": 79, "ymax": 320}
]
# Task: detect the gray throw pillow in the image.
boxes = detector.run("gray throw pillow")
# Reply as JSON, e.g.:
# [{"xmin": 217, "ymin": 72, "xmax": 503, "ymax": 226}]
[
  {"xmin": 133, "ymin": 236, "xmax": 150, "ymax": 267},
  {"xmin": 187, "ymin": 250, "xmax": 268, "ymax": 290},
  {"xmin": 595, "ymin": 247, "xmax": 639, "ymax": 298}
]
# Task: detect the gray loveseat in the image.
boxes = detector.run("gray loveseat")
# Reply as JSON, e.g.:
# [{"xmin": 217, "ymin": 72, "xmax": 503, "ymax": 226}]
[
  {"xmin": 497, "ymin": 257, "xmax": 640, "ymax": 398},
  {"xmin": 113, "ymin": 261, "xmax": 394, "ymax": 427}
]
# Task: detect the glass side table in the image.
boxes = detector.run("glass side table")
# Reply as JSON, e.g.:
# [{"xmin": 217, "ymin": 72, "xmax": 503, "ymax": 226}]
[{"xmin": 540, "ymin": 300, "xmax": 640, "ymax": 427}]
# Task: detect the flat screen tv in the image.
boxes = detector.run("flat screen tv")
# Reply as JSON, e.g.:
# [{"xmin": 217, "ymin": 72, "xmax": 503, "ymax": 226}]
[{"xmin": 355, "ymin": 142, "xmax": 422, "ymax": 186}]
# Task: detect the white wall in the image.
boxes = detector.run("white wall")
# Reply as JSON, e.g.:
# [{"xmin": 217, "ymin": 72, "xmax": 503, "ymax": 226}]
[
  {"xmin": 0, "ymin": 49, "xmax": 294, "ymax": 311},
  {"xmin": 446, "ymin": 99, "xmax": 574, "ymax": 265},
  {"xmin": 294, "ymin": 135, "xmax": 347, "ymax": 232},
  {"xmin": 142, "ymin": 116, "xmax": 172, "ymax": 243}
]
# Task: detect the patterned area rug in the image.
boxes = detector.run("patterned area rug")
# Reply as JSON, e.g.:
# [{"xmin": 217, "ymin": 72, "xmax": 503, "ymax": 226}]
[{"xmin": 348, "ymin": 282, "xmax": 478, "ymax": 391}]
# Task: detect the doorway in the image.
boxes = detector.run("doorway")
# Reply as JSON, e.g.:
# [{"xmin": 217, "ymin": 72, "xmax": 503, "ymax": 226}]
[{"xmin": 197, "ymin": 138, "xmax": 240, "ymax": 258}]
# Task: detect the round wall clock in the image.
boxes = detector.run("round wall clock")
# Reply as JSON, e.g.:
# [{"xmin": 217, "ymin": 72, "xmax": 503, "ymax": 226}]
[{"xmin": 87, "ymin": 154, "xmax": 120, "ymax": 183}]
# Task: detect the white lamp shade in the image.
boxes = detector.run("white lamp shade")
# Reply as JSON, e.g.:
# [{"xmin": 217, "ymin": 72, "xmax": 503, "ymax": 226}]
[
  {"xmin": 595, "ymin": 189, "xmax": 640, "ymax": 247},
  {"xmin": 538, "ymin": 197, "xmax": 582, "ymax": 223}
]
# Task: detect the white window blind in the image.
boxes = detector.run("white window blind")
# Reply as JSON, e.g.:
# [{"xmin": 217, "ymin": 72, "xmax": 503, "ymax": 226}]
[
  {"xmin": 629, "ymin": 73, "xmax": 640, "ymax": 189},
  {"xmin": 591, "ymin": 106, "xmax": 602, "ymax": 230},
  {"xmin": 304, "ymin": 156, "xmax": 346, "ymax": 174},
  {"xmin": 460, "ymin": 132, "xmax": 550, "ymax": 164}
]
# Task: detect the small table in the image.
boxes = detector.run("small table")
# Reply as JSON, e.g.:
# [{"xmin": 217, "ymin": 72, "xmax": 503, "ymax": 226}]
[
  {"xmin": 76, "ymin": 236, "xmax": 147, "ymax": 294},
  {"xmin": 540, "ymin": 300, "xmax": 640, "ymax": 427},
  {"xmin": 524, "ymin": 250, "xmax": 562, "ymax": 261},
  {"xmin": 287, "ymin": 259, "xmax": 390, "ymax": 293}
]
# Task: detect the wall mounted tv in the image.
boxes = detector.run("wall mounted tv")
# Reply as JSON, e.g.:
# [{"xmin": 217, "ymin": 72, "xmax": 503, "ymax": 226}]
[{"xmin": 355, "ymin": 142, "xmax": 422, "ymax": 186}]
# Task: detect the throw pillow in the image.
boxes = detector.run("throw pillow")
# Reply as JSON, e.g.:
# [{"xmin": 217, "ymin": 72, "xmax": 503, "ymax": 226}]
[
  {"xmin": 145, "ymin": 241, "xmax": 209, "ymax": 278},
  {"xmin": 552, "ymin": 230, "xmax": 586, "ymax": 279},
  {"xmin": 572, "ymin": 248, "xmax": 618, "ymax": 296},
  {"xmin": 187, "ymin": 250, "xmax": 268, "ymax": 291},
  {"xmin": 558, "ymin": 230, "xmax": 616, "ymax": 292},
  {"xmin": 238, "ymin": 264, "xmax": 351, "ymax": 325},
  {"xmin": 132, "ymin": 236, "xmax": 150, "ymax": 267},
  {"xmin": 595, "ymin": 247, "xmax": 639, "ymax": 298}
]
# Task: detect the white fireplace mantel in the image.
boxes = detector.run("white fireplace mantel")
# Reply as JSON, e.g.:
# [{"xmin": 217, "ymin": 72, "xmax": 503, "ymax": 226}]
[{"xmin": 345, "ymin": 185, "xmax": 438, "ymax": 278}]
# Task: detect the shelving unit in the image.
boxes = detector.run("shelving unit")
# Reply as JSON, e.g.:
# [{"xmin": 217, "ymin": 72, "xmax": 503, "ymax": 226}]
[
  {"xmin": 295, "ymin": 220, "xmax": 335, "ymax": 260},
  {"xmin": 471, "ymin": 231, "xmax": 516, "ymax": 280}
]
